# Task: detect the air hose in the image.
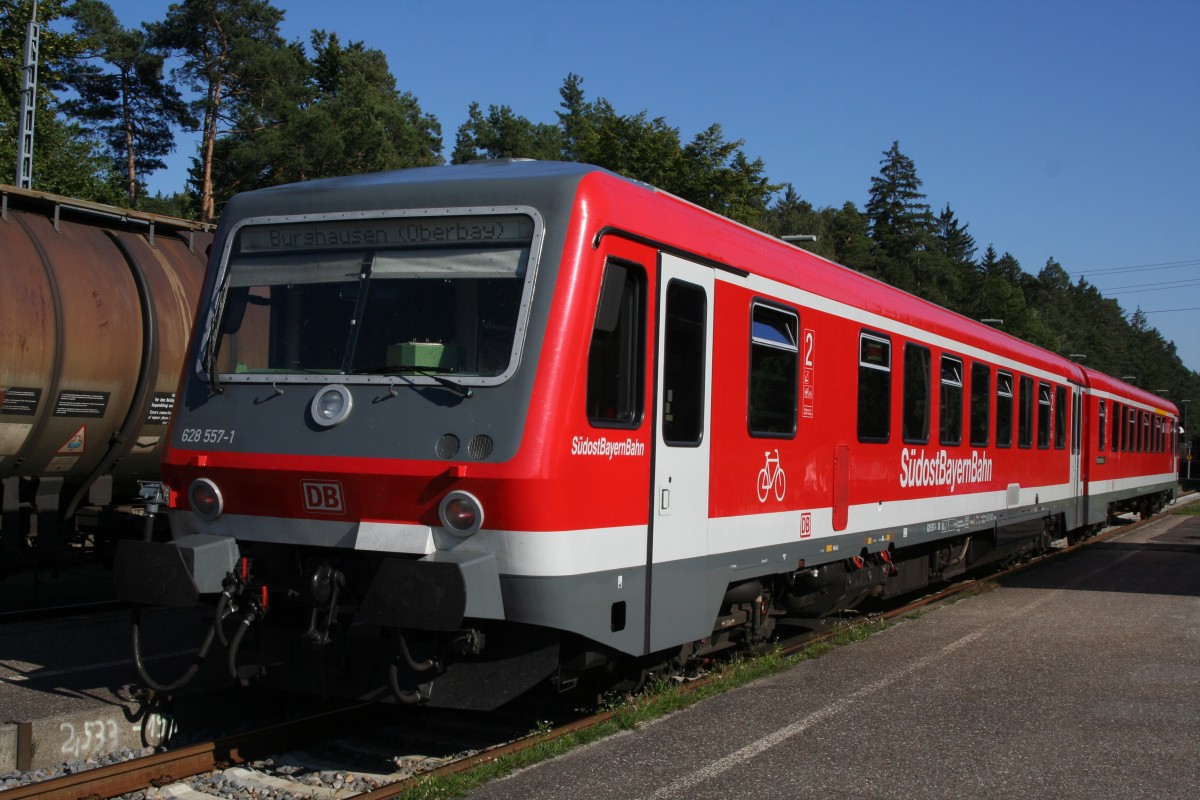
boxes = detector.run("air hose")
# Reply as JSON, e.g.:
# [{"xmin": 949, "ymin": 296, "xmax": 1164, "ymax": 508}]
[
  {"xmin": 387, "ymin": 634, "xmax": 436, "ymax": 705},
  {"xmin": 131, "ymin": 589, "xmax": 232, "ymax": 693}
]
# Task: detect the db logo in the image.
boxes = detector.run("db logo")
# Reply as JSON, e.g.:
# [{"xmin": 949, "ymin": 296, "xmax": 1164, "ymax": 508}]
[
  {"xmin": 302, "ymin": 480, "xmax": 344, "ymax": 513},
  {"xmin": 800, "ymin": 512, "xmax": 812, "ymax": 539}
]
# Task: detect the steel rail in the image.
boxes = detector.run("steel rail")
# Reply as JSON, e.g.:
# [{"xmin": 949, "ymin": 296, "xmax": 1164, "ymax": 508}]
[{"xmin": 0, "ymin": 703, "xmax": 378, "ymax": 800}]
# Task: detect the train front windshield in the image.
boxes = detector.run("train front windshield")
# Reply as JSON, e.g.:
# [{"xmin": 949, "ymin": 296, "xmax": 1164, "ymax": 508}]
[{"xmin": 209, "ymin": 212, "xmax": 538, "ymax": 381}]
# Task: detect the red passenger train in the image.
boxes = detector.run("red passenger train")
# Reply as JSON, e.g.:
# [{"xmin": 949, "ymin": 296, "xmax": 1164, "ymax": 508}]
[{"xmin": 114, "ymin": 161, "xmax": 1178, "ymax": 704}]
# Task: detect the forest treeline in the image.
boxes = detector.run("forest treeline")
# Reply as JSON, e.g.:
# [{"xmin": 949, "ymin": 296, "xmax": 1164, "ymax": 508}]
[{"xmin": 2, "ymin": 0, "xmax": 1196, "ymax": 414}]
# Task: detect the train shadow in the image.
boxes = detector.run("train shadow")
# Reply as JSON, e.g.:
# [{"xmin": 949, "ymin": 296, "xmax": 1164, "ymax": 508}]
[{"xmin": 1001, "ymin": 541, "xmax": 1200, "ymax": 598}]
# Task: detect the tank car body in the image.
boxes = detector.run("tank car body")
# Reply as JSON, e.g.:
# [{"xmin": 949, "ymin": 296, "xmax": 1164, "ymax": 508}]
[
  {"xmin": 1, "ymin": 186, "xmax": 211, "ymax": 563},
  {"xmin": 114, "ymin": 161, "xmax": 1178, "ymax": 704}
]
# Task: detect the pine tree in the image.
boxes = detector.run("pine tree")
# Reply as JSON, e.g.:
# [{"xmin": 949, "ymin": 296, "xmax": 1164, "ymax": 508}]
[
  {"xmin": 63, "ymin": 0, "xmax": 192, "ymax": 206},
  {"xmin": 865, "ymin": 141, "xmax": 937, "ymax": 294},
  {"xmin": 209, "ymin": 30, "xmax": 441, "ymax": 197},
  {"xmin": 150, "ymin": 0, "xmax": 294, "ymax": 221},
  {"xmin": 451, "ymin": 101, "xmax": 560, "ymax": 163}
]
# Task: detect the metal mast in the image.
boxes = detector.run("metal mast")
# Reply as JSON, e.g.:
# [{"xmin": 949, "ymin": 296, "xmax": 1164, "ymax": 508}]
[{"xmin": 15, "ymin": 0, "xmax": 40, "ymax": 189}]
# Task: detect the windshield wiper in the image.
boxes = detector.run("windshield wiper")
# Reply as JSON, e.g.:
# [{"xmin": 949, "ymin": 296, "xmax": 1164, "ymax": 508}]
[{"xmin": 357, "ymin": 364, "xmax": 473, "ymax": 398}]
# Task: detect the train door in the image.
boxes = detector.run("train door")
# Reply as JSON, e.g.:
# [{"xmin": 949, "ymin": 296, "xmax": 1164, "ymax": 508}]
[
  {"xmin": 1070, "ymin": 385, "xmax": 1084, "ymax": 529},
  {"xmin": 647, "ymin": 253, "xmax": 714, "ymax": 653}
]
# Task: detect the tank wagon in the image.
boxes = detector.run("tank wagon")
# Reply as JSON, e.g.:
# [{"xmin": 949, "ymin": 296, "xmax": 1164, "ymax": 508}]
[
  {"xmin": 1, "ymin": 185, "xmax": 211, "ymax": 564},
  {"xmin": 113, "ymin": 161, "xmax": 1178, "ymax": 706}
]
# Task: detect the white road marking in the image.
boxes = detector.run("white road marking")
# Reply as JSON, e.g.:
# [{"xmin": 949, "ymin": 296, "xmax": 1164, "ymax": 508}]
[{"xmin": 646, "ymin": 553, "xmax": 1133, "ymax": 800}]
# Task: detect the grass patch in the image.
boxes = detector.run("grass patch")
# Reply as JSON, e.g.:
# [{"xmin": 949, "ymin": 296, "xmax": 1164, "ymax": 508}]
[
  {"xmin": 393, "ymin": 618, "xmax": 891, "ymax": 799},
  {"xmin": 942, "ymin": 579, "xmax": 1000, "ymax": 605},
  {"xmin": 1172, "ymin": 503, "xmax": 1200, "ymax": 515}
]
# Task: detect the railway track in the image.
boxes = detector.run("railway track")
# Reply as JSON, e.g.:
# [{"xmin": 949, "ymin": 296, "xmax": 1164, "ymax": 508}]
[{"xmin": 3, "ymin": 498, "xmax": 1190, "ymax": 800}]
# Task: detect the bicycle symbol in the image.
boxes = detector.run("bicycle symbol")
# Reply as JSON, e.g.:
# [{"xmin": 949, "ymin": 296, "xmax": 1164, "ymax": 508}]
[{"xmin": 756, "ymin": 449, "xmax": 786, "ymax": 503}]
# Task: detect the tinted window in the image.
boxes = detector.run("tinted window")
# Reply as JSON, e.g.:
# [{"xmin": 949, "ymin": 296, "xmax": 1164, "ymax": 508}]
[
  {"xmin": 1054, "ymin": 384, "xmax": 1067, "ymax": 449},
  {"xmin": 970, "ymin": 362, "xmax": 990, "ymax": 448},
  {"xmin": 902, "ymin": 344, "xmax": 931, "ymax": 444},
  {"xmin": 748, "ymin": 303, "xmax": 799, "ymax": 436},
  {"xmin": 1018, "ymin": 376, "xmax": 1034, "ymax": 448},
  {"xmin": 587, "ymin": 261, "xmax": 645, "ymax": 426},
  {"xmin": 1037, "ymin": 382, "xmax": 1052, "ymax": 449},
  {"xmin": 1113, "ymin": 402, "xmax": 1123, "ymax": 451},
  {"xmin": 857, "ymin": 332, "xmax": 891, "ymax": 443},
  {"xmin": 996, "ymin": 371, "xmax": 1013, "ymax": 448},
  {"xmin": 661, "ymin": 280, "xmax": 707, "ymax": 445},
  {"xmin": 940, "ymin": 355, "xmax": 963, "ymax": 446},
  {"xmin": 1099, "ymin": 399, "xmax": 1107, "ymax": 451}
]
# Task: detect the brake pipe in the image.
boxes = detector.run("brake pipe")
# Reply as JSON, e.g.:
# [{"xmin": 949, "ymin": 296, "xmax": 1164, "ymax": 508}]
[{"xmin": 131, "ymin": 588, "xmax": 232, "ymax": 693}]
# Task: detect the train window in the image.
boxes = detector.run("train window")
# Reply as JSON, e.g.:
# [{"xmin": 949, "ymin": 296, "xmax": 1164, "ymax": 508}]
[
  {"xmin": 1114, "ymin": 402, "xmax": 1124, "ymax": 451},
  {"xmin": 748, "ymin": 303, "xmax": 799, "ymax": 437},
  {"xmin": 939, "ymin": 355, "xmax": 963, "ymax": 447},
  {"xmin": 587, "ymin": 260, "xmax": 646, "ymax": 427},
  {"xmin": 996, "ymin": 371, "xmax": 1013, "ymax": 448},
  {"xmin": 1018, "ymin": 376, "xmax": 1034, "ymax": 448},
  {"xmin": 857, "ymin": 332, "xmax": 891, "ymax": 443},
  {"xmin": 1141, "ymin": 411, "xmax": 1150, "ymax": 453},
  {"xmin": 1054, "ymin": 385, "xmax": 1067, "ymax": 450},
  {"xmin": 970, "ymin": 362, "xmax": 990, "ymax": 448},
  {"xmin": 1099, "ymin": 400, "xmax": 1107, "ymax": 451},
  {"xmin": 902, "ymin": 344, "xmax": 931, "ymax": 444},
  {"xmin": 215, "ymin": 212, "xmax": 538, "ymax": 384},
  {"xmin": 1037, "ymin": 382, "xmax": 1052, "ymax": 449},
  {"xmin": 661, "ymin": 280, "xmax": 707, "ymax": 446},
  {"xmin": 1129, "ymin": 408, "xmax": 1138, "ymax": 452},
  {"xmin": 1080, "ymin": 388, "xmax": 1089, "ymax": 453}
]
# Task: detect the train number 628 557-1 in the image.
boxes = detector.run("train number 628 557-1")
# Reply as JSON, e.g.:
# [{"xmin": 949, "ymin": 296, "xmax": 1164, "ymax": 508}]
[{"xmin": 179, "ymin": 428, "xmax": 235, "ymax": 445}]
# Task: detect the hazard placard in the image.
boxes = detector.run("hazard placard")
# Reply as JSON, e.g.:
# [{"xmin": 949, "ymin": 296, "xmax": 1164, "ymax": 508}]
[{"xmin": 58, "ymin": 425, "xmax": 86, "ymax": 455}]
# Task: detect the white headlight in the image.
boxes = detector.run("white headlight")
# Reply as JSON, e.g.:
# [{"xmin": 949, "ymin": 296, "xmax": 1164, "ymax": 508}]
[{"xmin": 311, "ymin": 384, "xmax": 353, "ymax": 427}]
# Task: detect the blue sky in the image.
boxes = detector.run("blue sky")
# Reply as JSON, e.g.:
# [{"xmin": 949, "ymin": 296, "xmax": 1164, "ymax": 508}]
[{"xmin": 102, "ymin": 0, "xmax": 1199, "ymax": 376}]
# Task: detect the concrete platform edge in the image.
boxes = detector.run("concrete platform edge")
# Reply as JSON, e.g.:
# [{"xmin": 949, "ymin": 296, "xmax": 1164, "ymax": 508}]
[
  {"xmin": 7, "ymin": 703, "xmax": 164, "ymax": 773},
  {"xmin": 1, "ymin": 723, "xmax": 15, "ymax": 773}
]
